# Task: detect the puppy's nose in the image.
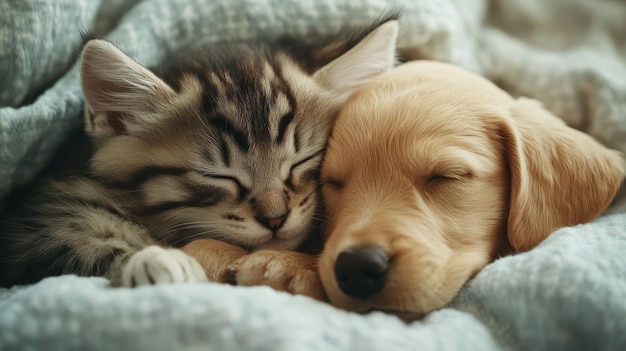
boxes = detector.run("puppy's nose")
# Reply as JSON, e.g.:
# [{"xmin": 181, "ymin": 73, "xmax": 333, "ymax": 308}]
[{"xmin": 334, "ymin": 246, "xmax": 389, "ymax": 300}]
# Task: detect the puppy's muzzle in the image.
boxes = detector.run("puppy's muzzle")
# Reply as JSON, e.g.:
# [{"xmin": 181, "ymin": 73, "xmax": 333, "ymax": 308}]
[{"xmin": 334, "ymin": 246, "xmax": 389, "ymax": 299}]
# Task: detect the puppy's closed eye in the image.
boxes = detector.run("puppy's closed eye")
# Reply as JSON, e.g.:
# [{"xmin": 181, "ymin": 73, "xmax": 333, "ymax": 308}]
[
  {"xmin": 424, "ymin": 171, "xmax": 473, "ymax": 187},
  {"xmin": 425, "ymin": 174, "xmax": 454, "ymax": 186},
  {"xmin": 320, "ymin": 176, "xmax": 343, "ymax": 212},
  {"xmin": 320, "ymin": 177, "xmax": 344, "ymax": 190}
]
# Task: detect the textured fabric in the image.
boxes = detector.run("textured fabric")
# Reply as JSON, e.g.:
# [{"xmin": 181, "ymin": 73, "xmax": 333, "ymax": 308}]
[
  {"xmin": 0, "ymin": 214, "xmax": 624, "ymax": 351},
  {"xmin": 0, "ymin": 0, "xmax": 100, "ymax": 107},
  {"xmin": 1, "ymin": 0, "xmax": 625, "ymax": 350}
]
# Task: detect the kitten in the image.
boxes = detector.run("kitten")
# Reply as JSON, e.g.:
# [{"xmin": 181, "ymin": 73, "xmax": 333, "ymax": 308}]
[{"xmin": 0, "ymin": 16, "xmax": 399, "ymax": 288}]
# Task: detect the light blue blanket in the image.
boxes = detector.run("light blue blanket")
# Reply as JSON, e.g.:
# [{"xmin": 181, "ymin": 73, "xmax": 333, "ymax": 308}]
[
  {"xmin": 1, "ymin": 214, "xmax": 625, "ymax": 350},
  {"xmin": 1, "ymin": 0, "xmax": 625, "ymax": 350}
]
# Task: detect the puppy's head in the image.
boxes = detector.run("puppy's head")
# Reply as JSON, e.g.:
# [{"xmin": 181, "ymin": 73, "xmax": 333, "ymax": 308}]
[{"xmin": 319, "ymin": 61, "xmax": 624, "ymax": 317}]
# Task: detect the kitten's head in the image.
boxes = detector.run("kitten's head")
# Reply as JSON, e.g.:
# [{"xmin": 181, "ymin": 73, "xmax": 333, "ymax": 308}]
[{"xmin": 79, "ymin": 18, "xmax": 398, "ymax": 250}]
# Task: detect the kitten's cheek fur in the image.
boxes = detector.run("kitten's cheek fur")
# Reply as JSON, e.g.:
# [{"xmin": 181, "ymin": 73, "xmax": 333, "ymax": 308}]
[{"xmin": 119, "ymin": 246, "xmax": 208, "ymax": 287}]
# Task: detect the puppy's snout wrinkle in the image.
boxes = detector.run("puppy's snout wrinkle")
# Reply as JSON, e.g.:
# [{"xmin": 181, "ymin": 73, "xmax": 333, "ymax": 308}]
[{"xmin": 334, "ymin": 246, "xmax": 389, "ymax": 300}]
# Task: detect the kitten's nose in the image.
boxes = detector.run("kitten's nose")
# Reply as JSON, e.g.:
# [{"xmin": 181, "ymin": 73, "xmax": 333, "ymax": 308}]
[
  {"xmin": 252, "ymin": 190, "xmax": 289, "ymax": 231},
  {"xmin": 255, "ymin": 212, "xmax": 289, "ymax": 230},
  {"xmin": 334, "ymin": 246, "xmax": 389, "ymax": 300}
]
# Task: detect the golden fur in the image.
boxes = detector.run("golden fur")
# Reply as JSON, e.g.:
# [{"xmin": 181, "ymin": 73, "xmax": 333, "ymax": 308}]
[{"xmin": 184, "ymin": 61, "xmax": 624, "ymax": 317}]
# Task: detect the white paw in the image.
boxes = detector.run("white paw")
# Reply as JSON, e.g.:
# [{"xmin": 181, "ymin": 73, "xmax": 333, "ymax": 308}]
[{"xmin": 121, "ymin": 246, "xmax": 208, "ymax": 287}]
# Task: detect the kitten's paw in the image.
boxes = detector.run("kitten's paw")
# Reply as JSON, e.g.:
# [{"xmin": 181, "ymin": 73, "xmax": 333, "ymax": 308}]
[
  {"xmin": 121, "ymin": 246, "xmax": 208, "ymax": 287},
  {"xmin": 226, "ymin": 250, "xmax": 326, "ymax": 301}
]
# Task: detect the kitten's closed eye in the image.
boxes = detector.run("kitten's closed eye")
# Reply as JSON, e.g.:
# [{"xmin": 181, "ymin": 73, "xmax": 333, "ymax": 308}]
[
  {"xmin": 286, "ymin": 151, "xmax": 325, "ymax": 189},
  {"xmin": 201, "ymin": 173, "xmax": 250, "ymax": 200}
]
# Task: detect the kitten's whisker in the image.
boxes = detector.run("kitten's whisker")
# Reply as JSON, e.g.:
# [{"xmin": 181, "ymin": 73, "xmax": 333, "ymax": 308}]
[
  {"xmin": 161, "ymin": 222, "xmax": 222, "ymax": 236},
  {"xmin": 163, "ymin": 220, "xmax": 216, "ymax": 231},
  {"xmin": 162, "ymin": 228, "xmax": 228, "ymax": 243},
  {"xmin": 311, "ymin": 216, "xmax": 330, "ymax": 224}
]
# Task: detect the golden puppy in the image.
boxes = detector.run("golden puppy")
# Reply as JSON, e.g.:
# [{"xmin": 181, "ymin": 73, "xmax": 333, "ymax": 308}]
[
  {"xmin": 183, "ymin": 61, "xmax": 624, "ymax": 317},
  {"xmin": 316, "ymin": 60, "xmax": 624, "ymax": 316}
]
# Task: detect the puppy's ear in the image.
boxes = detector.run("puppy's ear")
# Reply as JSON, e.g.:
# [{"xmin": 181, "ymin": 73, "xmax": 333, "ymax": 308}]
[{"xmin": 498, "ymin": 98, "xmax": 624, "ymax": 252}]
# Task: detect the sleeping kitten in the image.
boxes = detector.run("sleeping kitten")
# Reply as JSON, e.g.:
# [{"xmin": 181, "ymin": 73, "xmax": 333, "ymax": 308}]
[{"xmin": 0, "ymin": 17, "xmax": 398, "ymax": 288}]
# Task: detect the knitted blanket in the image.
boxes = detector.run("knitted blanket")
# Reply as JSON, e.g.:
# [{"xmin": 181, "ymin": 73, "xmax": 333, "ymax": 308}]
[{"xmin": 1, "ymin": 0, "xmax": 625, "ymax": 350}]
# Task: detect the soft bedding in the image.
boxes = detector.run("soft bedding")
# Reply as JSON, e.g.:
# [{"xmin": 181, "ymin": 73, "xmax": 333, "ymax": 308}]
[{"xmin": 1, "ymin": 0, "xmax": 625, "ymax": 350}]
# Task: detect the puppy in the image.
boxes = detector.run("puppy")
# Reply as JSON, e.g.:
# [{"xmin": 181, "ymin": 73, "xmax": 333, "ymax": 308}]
[{"xmin": 183, "ymin": 61, "xmax": 624, "ymax": 317}]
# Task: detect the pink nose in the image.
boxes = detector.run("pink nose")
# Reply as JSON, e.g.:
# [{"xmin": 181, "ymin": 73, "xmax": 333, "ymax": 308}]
[{"xmin": 255, "ymin": 212, "xmax": 289, "ymax": 231}]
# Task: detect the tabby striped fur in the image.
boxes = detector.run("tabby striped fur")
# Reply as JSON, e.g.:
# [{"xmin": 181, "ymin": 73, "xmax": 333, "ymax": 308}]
[{"xmin": 0, "ymin": 16, "xmax": 399, "ymax": 287}]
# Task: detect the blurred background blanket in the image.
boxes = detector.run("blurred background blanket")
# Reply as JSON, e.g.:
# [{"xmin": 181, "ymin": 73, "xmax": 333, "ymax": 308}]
[{"xmin": 0, "ymin": 0, "xmax": 625, "ymax": 350}]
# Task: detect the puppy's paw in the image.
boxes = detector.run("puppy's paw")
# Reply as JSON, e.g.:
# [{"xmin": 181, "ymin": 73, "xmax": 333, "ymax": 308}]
[
  {"xmin": 121, "ymin": 246, "xmax": 208, "ymax": 287},
  {"xmin": 180, "ymin": 238, "xmax": 249, "ymax": 283},
  {"xmin": 226, "ymin": 250, "xmax": 326, "ymax": 301}
]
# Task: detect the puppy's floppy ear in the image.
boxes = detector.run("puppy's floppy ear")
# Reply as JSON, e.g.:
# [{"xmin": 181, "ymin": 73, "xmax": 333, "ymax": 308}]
[{"xmin": 497, "ymin": 98, "xmax": 624, "ymax": 252}]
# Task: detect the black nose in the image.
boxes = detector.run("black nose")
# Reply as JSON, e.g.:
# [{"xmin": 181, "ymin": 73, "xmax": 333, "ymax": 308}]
[
  {"xmin": 255, "ymin": 212, "xmax": 289, "ymax": 231},
  {"xmin": 334, "ymin": 246, "xmax": 389, "ymax": 300}
]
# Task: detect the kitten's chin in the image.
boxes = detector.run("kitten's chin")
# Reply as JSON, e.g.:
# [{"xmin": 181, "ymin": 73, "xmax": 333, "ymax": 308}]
[{"xmin": 250, "ymin": 222, "xmax": 314, "ymax": 250}]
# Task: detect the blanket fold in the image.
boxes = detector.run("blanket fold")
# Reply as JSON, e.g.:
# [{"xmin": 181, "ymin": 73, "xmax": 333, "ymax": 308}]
[{"xmin": 1, "ymin": 0, "xmax": 625, "ymax": 350}]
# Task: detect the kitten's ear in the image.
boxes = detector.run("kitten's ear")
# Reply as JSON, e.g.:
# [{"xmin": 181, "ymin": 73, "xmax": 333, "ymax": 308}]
[
  {"xmin": 313, "ymin": 20, "xmax": 398, "ymax": 101},
  {"xmin": 80, "ymin": 40, "xmax": 175, "ymax": 140}
]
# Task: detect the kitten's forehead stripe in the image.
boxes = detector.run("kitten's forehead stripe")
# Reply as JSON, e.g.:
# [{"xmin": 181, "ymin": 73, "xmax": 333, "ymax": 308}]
[
  {"xmin": 293, "ymin": 130, "xmax": 301, "ymax": 153},
  {"xmin": 276, "ymin": 111, "xmax": 295, "ymax": 145},
  {"xmin": 241, "ymin": 57, "xmax": 272, "ymax": 145},
  {"xmin": 158, "ymin": 42, "xmax": 307, "ymax": 152},
  {"xmin": 210, "ymin": 114, "xmax": 250, "ymax": 152},
  {"xmin": 209, "ymin": 72, "xmax": 227, "ymax": 99},
  {"xmin": 202, "ymin": 148, "xmax": 217, "ymax": 165},
  {"xmin": 267, "ymin": 60, "xmax": 298, "ymax": 146},
  {"xmin": 264, "ymin": 62, "xmax": 284, "ymax": 142},
  {"xmin": 261, "ymin": 62, "xmax": 276, "ymax": 99},
  {"xmin": 217, "ymin": 135, "xmax": 231, "ymax": 166}
]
